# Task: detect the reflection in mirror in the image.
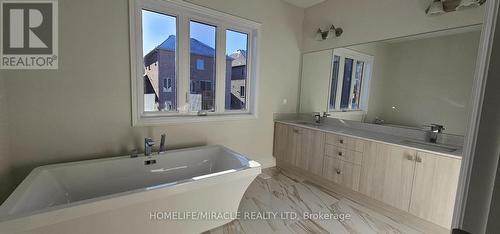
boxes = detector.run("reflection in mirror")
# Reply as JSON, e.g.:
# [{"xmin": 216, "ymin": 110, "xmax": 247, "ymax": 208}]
[{"xmin": 299, "ymin": 26, "xmax": 481, "ymax": 136}]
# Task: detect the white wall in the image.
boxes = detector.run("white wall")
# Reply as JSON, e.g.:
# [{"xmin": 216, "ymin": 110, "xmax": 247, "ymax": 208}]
[
  {"xmin": 345, "ymin": 42, "xmax": 391, "ymax": 123},
  {"xmin": 0, "ymin": 0, "xmax": 304, "ymax": 190},
  {"xmin": 0, "ymin": 76, "xmax": 12, "ymax": 202},
  {"xmin": 352, "ymin": 31, "xmax": 480, "ymax": 135},
  {"xmin": 462, "ymin": 6, "xmax": 500, "ymax": 232},
  {"xmin": 303, "ymin": 0, "xmax": 484, "ymax": 52},
  {"xmin": 299, "ymin": 50, "xmax": 333, "ymax": 113}
]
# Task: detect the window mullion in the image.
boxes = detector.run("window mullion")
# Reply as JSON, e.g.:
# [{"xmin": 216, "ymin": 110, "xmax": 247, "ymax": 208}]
[
  {"xmin": 215, "ymin": 25, "xmax": 227, "ymax": 113},
  {"xmin": 335, "ymin": 55, "xmax": 345, "ymax": 110},
  {"xmin": 177, "ymin": 14, "xmax": 190, "ymax": 113}
]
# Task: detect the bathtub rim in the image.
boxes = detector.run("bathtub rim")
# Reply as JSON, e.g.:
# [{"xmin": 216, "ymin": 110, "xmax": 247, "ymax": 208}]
[{"xmin": 0, "ymin": 145, "xmax": 261, "ymax": 226}]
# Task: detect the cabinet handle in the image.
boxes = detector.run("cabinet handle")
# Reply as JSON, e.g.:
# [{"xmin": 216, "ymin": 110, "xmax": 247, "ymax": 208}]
[
  {"xmin": 339, "ymin": 139, "xmax": 344, "ymax": 144},
  {"xmin": 338, "ymin": 152, "xmax": 343, "ymax": 156},
  {"xmin": 416, "ymin": 156, "xmax": 422, "ymax": 163},
  {"xmin": 407, "ymin": 155, "xmax": 415, "ymax": 161},
  {"xmin": 336, "ymin": 169, "xmax": 342, "ymax": 175},
  {"xmin": 293, "ymin": 129, "xmax": 300, "ymax": 134}
]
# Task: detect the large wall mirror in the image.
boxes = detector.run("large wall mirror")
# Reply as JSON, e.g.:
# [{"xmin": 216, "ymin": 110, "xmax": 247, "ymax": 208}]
[{"xmin": 299, "ymin": 25, "xmax": 481, "ymax": 136}]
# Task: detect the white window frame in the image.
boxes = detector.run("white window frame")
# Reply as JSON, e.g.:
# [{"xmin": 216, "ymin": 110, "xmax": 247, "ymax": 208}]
[
  {"xmin": 129, "ymin": 0, "xmax": 260, "ymax": 126},
  {"xmin": 327, "ymin": 48, "xmax": 374, "ymax": 113}
]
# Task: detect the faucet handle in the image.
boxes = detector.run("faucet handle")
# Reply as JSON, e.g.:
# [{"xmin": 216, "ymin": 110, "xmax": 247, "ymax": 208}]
[
  {"xmin": 431, "ymin": 123, "xmax": 445, "ymax": 129},
  {"xmin": 145, "ymin": 138, "xmax": 155, "ymax": 146},
  {"xmin": 423, "ymin": 124, "xmax": 445, "ymax": 133}
]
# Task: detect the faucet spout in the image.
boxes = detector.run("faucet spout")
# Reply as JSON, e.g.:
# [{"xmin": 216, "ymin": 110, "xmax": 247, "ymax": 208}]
[
  {"xmin": 424, "ymin": 124, "xmax": 445, "ymax": 143},
  {"xmin": 159, "ymin": 133, "xmax": 166, "ymax": 154}
]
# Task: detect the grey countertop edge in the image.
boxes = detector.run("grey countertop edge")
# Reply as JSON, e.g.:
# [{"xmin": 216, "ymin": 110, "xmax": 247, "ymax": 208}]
[{"xmin": 275, "ymin": 120, "xmax": 463, "ymax": 160}]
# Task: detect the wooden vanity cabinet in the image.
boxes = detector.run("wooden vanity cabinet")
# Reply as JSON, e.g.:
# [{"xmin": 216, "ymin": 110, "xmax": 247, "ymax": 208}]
[
  {"xmin": 274, "ymin": 122, "xmax": 461, "ymax": 229},
  {"xmin": 409, "ymin": 152, "xmax": 461, "ymax": 228},
  {"xmin": 273, "ymin": 123, "xmax": 325, "ymax": 175},
  {"xmin": 359, "ymin": 142, "xmax": 417, "ymax": 211}
]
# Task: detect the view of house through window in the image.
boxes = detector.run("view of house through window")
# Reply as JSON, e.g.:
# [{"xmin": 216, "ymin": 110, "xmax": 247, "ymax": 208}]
[
  {"xmin": 329, "ymin": 55, "xmax": 340, "ymax": 110},
  {"xmin": 225, "ymin": 30, "xmax": 249, "ymax": 111},
  {"xmin": 139, "ymin": 5, "xmax": 256, "ymax": 118},
  {"xmin": 189, "ymin": 21, "xmax": 217, "ymax": 112},
  {"xmin": 142, "ymin": 10, "xmax": 177, "ymax": 112},
  {"xmin": 329, "ymin": 49, "xmax": 372, "ymax": 112}
]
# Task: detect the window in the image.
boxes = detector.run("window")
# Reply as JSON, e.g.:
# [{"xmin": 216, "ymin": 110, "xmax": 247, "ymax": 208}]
[
  {"xmin": 131, "ymin": 0, "xmax": 260, "ymax": 125},
  {"xmin": 328, "ymin": 48, "xmax": 373, "ymax": 112},
  {"xmin": 225, "ymin": 29, "xmax": 248, "ymax": 111},
  {"xmin": 141, "ymin": 9, "xmax": 177, "ymax": 112},
  {"xmin": 163, "ymin": 78, "xmax": 172, "ymax": 92},
  {"xmin": 196, "ymin": 59, "xmax": 204, "ymax": 70},
  {"xmin": 240, "ymin": 86, "xmax": 245, "ymax": 98},
  {"xmin": 190, "ymin": 21, "xmax": 216, "ymax": 112}
]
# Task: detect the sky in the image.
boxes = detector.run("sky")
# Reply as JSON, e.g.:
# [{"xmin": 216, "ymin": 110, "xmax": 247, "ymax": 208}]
[{"xmin": 142, "ymin": 10, "xmax": 247, "ymax": 56}]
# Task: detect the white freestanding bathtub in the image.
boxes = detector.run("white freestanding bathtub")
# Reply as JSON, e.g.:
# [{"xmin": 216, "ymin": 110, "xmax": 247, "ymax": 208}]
[{"xmin": 0, "ymin": 145, "xmax": 261, "ymax": 234}]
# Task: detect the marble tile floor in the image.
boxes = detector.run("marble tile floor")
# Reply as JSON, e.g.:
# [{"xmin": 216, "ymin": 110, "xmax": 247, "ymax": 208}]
[{"xmin": 205, "ymin": 168, "xmax": 425, "ymax": 234}]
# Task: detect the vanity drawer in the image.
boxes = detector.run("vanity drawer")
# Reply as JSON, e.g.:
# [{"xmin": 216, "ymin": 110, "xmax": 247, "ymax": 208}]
[
  {"xmin": 325, "ymin": 144, "xmax": 363, "ymax": 165},
  {"xmin": 325, "ymin": 133, "xmax": 365, "ymax": 152},
  {"xmin": 322, "ymin": 157, "xmax": 361, "ymax": 191}
]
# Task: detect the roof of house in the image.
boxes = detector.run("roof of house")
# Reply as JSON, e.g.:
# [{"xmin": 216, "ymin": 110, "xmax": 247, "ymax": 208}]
[
  {"xmin": 152, "ymin": 35, "xmax": 234, "ymax": 60},
  {"xmin": 229, "ymin": 50, "xmax": 247, "ymax": 66},
  {"xmin": 158, "ymin": 35, "xmax": 215, "ymax": 57}
]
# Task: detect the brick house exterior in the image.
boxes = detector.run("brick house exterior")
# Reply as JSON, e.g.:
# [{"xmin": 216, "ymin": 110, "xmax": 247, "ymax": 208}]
[{"xmin": 144, "ymin": 35, "xmax": 246, "ymax": 112}]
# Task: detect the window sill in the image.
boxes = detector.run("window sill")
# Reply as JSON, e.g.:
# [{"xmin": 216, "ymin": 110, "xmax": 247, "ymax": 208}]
[
  {"xmin": 133, "ymin": 113, "xmax": 257, "ymax": 126},
  {"xmin": 328, "ymin": 109, "xmax": 365, "ymax": 113}
]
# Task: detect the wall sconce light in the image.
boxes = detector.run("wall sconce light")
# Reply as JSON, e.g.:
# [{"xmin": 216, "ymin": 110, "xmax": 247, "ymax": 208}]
[
  {"xmin": 426, "ymin": 0, "xmax": 486, "ymax": 16},
  {"xmin": 315, "ymin": 25, "xmax": 343, "ymax": 41},
  {"xmin": 455, "ymin": 0, "xmax": 481, "ymax": 10}
]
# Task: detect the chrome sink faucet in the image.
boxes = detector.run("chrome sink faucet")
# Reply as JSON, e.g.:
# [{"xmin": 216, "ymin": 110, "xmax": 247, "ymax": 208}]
[
  {"xmin": 425, "ymin": 124, "xmax": 445, "ymax": 143},
  {"xmin": 144, "ymin": 138, "xmax": 155, "ymax": 156},
  {"xmin": 313, "ymin": 112, "xmax": 331, "ymax": 124},
  {"xmin": 143, "ymin": 133, "xmax": 167, "ymax": 157}
]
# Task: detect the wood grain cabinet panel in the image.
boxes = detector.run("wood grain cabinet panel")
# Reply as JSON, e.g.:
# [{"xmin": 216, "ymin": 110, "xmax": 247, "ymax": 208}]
[
  {"xmin": 325, "ymin": 144, "xmax": 363, "ymax": 165},
  {"xmin": 409, "ymin": 152, "xmax": 461, "ymax": 228},
  {"xmin": 274, "ymin": 123, "xmax": 301, "ymax": 166},
  {"xmin": 323, "ymin": 156, "xmax": 361, "ymax": 191},
  {"xmin": 297, "ymin": 129, "xmax": 325, "ymax": 175},
  {"xmin": 325, "ymin": 133, "xmax": 365, "ymax": 152},
  {"xmin": 273, "ymin": 123, "xmax": 289, "ymax": 163},
  {"xmin": 274, "ymin": 123, "xmax": 325, "ymax": 175},
  {"xmin": 359, "ymin": 141, "xmax": 417, "ymax": 211}
]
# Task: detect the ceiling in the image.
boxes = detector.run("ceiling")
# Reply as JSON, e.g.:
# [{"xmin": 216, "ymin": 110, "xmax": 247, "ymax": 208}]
[{"xmin": 281, "ymin": 0, "xmax": 326, "ymax": 8}]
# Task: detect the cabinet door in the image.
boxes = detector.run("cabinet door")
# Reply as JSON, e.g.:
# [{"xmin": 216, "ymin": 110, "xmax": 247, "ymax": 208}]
[
  {"xmin": 273, "ymin": 123, "xmax": 288, "ymax": 162},
  {"xmin": 296, "ymin": 129, "xmax": 325, "ymax": 175},
  {"xmin": 273, "ymin": 123, "xmax": 302, "ymax": 166},
  {"xmin": 409, "ymin": 152, "xmax": 461, "ymax": 228},
  {"xmin": 359, "ymin": 142, "xmax": 417, "ymax": 211}
]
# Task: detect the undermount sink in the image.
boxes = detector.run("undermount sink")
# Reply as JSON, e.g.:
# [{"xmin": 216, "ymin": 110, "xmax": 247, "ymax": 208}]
[{"xmin": 400, "ymin": 140, "xmax": 458, "ymax": 153}]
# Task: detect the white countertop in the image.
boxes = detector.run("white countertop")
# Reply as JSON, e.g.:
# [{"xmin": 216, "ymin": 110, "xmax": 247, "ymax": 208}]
[{"xmin": 275, "ymin": 120, "xmax": 462, "ymax": 159}]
